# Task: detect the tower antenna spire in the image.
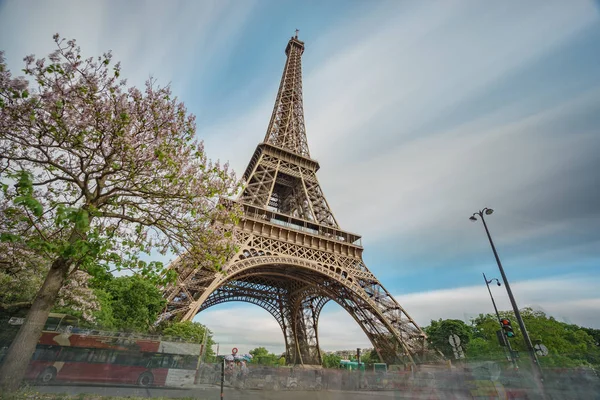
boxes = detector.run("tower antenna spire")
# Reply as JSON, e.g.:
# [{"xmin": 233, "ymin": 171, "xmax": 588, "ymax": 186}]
[{"xmin": 263, "ymin": 32, "xmax": 309, "ymax": 157}]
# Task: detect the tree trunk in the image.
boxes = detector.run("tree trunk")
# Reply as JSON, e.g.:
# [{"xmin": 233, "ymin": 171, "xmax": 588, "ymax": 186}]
[{"xmin": 0, "ymin": 256, "xmax": 70, "ymax": 392}]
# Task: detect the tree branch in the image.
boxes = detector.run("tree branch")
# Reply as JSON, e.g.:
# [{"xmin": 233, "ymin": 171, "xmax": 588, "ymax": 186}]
[{"xmin": 0, "ymin": 301, "xmax": 32, "ymax": 311}]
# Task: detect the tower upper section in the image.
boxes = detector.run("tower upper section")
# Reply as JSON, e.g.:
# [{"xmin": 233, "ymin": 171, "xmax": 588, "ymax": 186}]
[
  {"xmin": 238, "ymin": 34, "xmax": 339, "ymax": 229},
  {"xmin": 263, "ymin": 35, "xmax": 310, "ymax": 158}
]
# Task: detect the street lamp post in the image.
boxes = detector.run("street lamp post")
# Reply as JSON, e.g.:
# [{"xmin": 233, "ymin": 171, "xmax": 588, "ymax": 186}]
[
  {"xmin": 483, "ymin": 273, "xmax": 518, "ymax": 369},
  {"xmin": 470, "ymin": 208, "xmax": 545, "ymax": 396}
]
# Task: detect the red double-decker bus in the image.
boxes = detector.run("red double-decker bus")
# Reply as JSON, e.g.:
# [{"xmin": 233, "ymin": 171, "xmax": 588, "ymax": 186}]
[{"xmin": 1, "ymin": 313, "xmax": 204, "ymax": 388}]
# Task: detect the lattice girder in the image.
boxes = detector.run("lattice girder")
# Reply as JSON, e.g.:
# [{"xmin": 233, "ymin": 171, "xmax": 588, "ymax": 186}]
[
  {"xmin": 239, "ymin": 146, "xmax": 337, "ymax": 228},
  {"xmin": 198, "ymin": 277, "xmax": 289, "ymax": 331},
  {"xmin": 283, "ymin": 288, "xmax": 326, "ymax": 365}
]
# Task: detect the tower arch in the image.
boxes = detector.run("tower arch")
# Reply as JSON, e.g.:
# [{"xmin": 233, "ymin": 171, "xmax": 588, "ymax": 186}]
[{"xmin": 165, "ymin": 255, "xmax": 423, "ymax": 365}]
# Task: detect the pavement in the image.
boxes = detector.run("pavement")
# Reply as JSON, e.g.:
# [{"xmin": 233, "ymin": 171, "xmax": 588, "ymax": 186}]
[{"xmin": 35, "ymin": 384, "xmax": 407, "ymax": 399}]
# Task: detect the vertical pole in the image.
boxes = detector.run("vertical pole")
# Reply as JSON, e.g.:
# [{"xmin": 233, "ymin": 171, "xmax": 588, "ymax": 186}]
[
  {"xmin": 194, "ymin": 333, "xmax": 204, "ymax": 385},
  {"xmin": 479, "ymin": 213, "xmax": 545, "ymax": 399},
  {"xmin": 201, "ymin": 331, "xmax": 208, "ymax": 364},
  {"xmin": 220, "ymin": 358, "xmax": 225, "ymax": 399},
  {"xmin": 483, "ymin": 273, "xmax": 518, "ymax": 369},
  {"xmin": 356, "ymin": 348, "xmax": 361, "ymax": 390}
]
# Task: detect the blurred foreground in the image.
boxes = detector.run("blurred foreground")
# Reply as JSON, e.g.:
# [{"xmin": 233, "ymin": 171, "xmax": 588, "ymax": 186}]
[
  {"xmin": 2, "ymin": 314, "xmax": 599, "ymax": 399},
  {"xmin": 11, "ymin": 362, "xmax": 599, "ymax": 400}
]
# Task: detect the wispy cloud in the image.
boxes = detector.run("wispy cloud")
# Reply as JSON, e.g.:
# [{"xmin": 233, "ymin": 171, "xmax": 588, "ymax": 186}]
[
  {"xmin": 396, "ymin": 275, "xmax": 600, "ymax": 327},
  {"xmin": 342, "ymin": 88, "xmax": 600, "ymax": 241},
  {"xmin": 200, "ymin": 0, "xmax": 600, "ymax": 243},
  {"xmin": 0, "ymin": 0, "xmax": 257, "ymax": 103}
]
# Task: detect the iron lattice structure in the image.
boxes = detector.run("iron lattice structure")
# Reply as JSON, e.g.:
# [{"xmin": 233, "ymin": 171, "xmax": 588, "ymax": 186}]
[{"xmin": 160, "ymin": 34, "xmax": 428, "ymax": 366}]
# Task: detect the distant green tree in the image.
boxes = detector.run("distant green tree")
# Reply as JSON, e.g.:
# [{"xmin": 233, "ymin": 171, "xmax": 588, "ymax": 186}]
[
  {"xmin": 249, "ymin": 347, "xmax": 280, "ymax": 365},
  {"xmin": 466, "ymin": 313, "xmax": 505, "ymax": 360},
  {"xmin": 581, "ymin": 328, "xmax": 600, "ymax": 347},
  {"xmin": 424, "ymin": 319, "xmax": 472, "ymax": 359},
  {"xmin": 468, "ymin": 308, "xmax": 600, "ymax": 369},
  {"xmin": 249, "ymin": 346, "xmax": 269, "ymax": 358},
  {"xmin": 322, "ymin": 352, "xmax": 342, "ymax": 368},
  {"xmin": 360, "ymin": 349, "xmax": 381, "ymax": 365},
  {"xmin": 160, "ymin": 320, "xmax": 215, "ymax": 359},
  {"xmin": 161, "ymin": 320, "xmax": 207, "ymax": 342}
]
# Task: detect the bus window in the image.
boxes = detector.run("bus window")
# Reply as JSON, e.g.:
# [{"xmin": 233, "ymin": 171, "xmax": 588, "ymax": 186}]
[
  {"xmin": 114, "ymin": 352, "xmax": 145, "ymax": 367},
  {"xmin": 59, "ymin": 347, "xmax": 93, "ymax": 362},
  {"xmin": 181, "ymin": 355, "xmax": 197, "ymax": 370},
  {"xmin": 148, "ymin": 354, "xmax": 172, "ymax": 368},
  {"xmin": 374, "ymin": 363, "xmax": 387, "ymax": 373},
  {"xmin": 170, "ymin": 355, "xmax": 183, "ymax": 368},
  {"xmin": 89, "ymin": 349, "xmax": 113, "ymax": 363},
  {"xmin": 32, "ymin": 346, "xmax": 60, "ymax": 362},
  {"xmin": 44, "ymin": 317, "xmax": 62, "ymax": 331},
  {"xmin": 169, "ymin": 355, "xmax": 197, "ymax": 370},
  {"xmin": 58, "ymin": 315, "xmax": 79, "ymax": 330}
]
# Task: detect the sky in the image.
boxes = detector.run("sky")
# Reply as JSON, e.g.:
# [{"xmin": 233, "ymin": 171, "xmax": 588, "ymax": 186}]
[{"xmin": 1, "ymin": 0, "xmax": 599, "ymax": 356}]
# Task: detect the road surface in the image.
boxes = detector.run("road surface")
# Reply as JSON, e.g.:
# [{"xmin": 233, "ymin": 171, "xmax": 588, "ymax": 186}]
[{"xmin": 36, "ymin": 384, "xmax": 403, "ymax": 399}]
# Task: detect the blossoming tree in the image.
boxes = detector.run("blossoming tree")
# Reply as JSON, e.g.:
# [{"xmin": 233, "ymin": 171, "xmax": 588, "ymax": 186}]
[{"xmin": 0, "ymin": 35, "xmax": 240, "ymax": 390}]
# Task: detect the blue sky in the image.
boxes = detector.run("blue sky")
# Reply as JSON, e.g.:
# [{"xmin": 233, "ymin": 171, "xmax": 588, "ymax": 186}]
[{"xmin": 1, "ymin": 0, "xmax": 599, "ymax": 354}]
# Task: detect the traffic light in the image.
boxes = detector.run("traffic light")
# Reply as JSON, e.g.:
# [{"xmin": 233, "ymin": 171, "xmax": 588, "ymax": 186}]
[{"xmin": 500, "ymin": 318, "xmax": 515, "ymax": 338}]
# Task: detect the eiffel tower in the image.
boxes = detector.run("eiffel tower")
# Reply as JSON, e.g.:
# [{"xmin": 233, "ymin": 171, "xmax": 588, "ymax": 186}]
[{"xmin": 160, "ymin": 33, "xmax": 428, "ymax": 366}]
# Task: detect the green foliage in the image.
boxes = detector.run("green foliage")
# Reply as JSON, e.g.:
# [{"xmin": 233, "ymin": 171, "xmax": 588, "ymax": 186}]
[
  {"xmin": 1, "ymin": 171, "xmax": 100, "ymax": 269},
  {"xmin": 424, "ymin": 318, "xmax": 472, "ymax": 358},
  {"xmin": 506, "ymin": 308, "xmax": 599, "ymax": 369},
  {"xmin": 249, "ymin": 347, "xmax": 281, "ymax": 366},
  {"xmin": 249, "ymin": 346, "xmax": 269, "ymax": 358},
  {"xmin": 581, "ymin": 327, "xmax": 600, "ymax": 347},
  {"xmin": 0, "ymin": 260, "xmax": 162, "ymax": 332},
  {"xmin": 160, "ymin": 321, "xmax": 215, "ymax": 359},
  {"xmin": 466, "ymin": 308, "xmax": 600, "ymax": 368},
  {"xmin": 360, "ymin": 349, "xmax": 381, "ymax": 365},
  {"xmin": 12, "ymin": 171, "xmax": 43, "ymax": 217},
  {"xmin": 465, "ymin": 337, "xmax": 498, "ymax": 359},
  {"xmin": 92, "ymin": 275, "xmax": 166, "ymax": 332},
  {"xmin": 466, "ymin": 313, "xmax": 505, "ymax": 360},
  {"xmin": 39, "ymin": 274, "xmax": 167, "ymax": 332},
  {"xmin": 0, "ymin": 243, "xmax": 100, "ymax": 323},
  {"xmin": 90, "ymin": 289, "xmax": 116, "ymax": 329},
  {"xmin": 424, "ymin": 309, "xmax": 600, "ymax": 370},
  {"xmin": 322, "ymin": 352, "xmax": 341, "ymax": 368},
  {"xmin": 161, "ymin": 320, "xmax": 208, "ymax": 342}
]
